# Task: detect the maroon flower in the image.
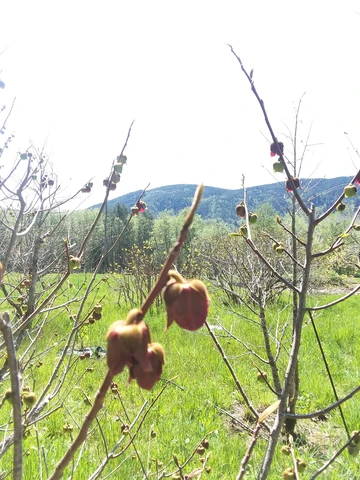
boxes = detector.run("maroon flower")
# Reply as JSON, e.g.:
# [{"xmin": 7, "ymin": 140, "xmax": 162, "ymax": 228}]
[
  {"xmin": 270, "ymin": 141, "xmax": 284, "ymax": 157},
  {"xmin": 129, "ymin": 343, "xmax": 165, "ymax": 390},
  {"xmin": 235, "ymin": 202, "xmax": 246, "ymax": 218},
  {"xmin": 354, "ymin": 172, "xmax": 360, "ymax": 186},
  {"xmin": 286, "ymin": 177, "xmax": 300, "ymax": 192},
  {"xmin": 163, "ymin": 271, "xmax": 210, "ymax": 331},
  {"xmin": 106, "ymin": 309, "xmax": 151, "ymax": 375},
  {"xmin": 136, "ymin": 200, "xmax": 147, "ymax": 213}
]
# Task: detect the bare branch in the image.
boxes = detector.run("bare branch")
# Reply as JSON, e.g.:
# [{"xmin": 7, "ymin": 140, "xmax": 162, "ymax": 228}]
[
  {"xmin": 284, "ymin": 384, "xmax": 360, "ymax": 419},
  {"xmin": 308, "ymin": 284, "xmax": 360, "ymax": 311},
  {"xmin": 310, "ymin": 431, "xmax": 360, "ymax": 479},
  {"xmin": 228, "ymin": 45, "xmax": 310, "ymax": 216},
  {"xmin": 0, "ymin": 313, "xmax": 23, "ymax": 480},
  {"xmin": 246, "ymin": 238, "xmax": 300, "ymax": 293}
]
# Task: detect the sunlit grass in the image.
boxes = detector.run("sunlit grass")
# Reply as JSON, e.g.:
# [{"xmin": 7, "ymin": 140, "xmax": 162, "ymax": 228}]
[{"xmin": 0, "ymin": 275, "xmax": 359, "ymax": 478}]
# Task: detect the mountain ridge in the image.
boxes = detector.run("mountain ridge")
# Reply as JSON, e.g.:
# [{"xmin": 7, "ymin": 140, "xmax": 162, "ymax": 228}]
[{"xmin": 91, "ymin": 176, "xmax": 357, "ymax": 223}]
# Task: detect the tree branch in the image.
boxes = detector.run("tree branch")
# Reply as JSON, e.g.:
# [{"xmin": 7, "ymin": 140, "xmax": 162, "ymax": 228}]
[{"xmin": 0, "ymin": 312, "xmax": 23, "ymax": 480}]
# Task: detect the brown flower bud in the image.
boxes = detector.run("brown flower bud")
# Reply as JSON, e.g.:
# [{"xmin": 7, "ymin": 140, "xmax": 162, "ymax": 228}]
[
  {"xmin": 202, "ymin": 439, "xmax": 209, "ymax": 449},
  {"xmin": 106, "ymin": 309, "xmax": 150, "ymax": 375},
  {"xmin": 93, "ymin": 304, "xmax": 103, "ymax": 314},
  {"xmin": 63, "ymin": 423, "xmax": 73, "ymax": 433},
  {"xmin": 248, "ymin": 213, "xmax": 257, "ymax": 224},
  {"xmin": 285, "ymin": 177, "xmax": 300, "ymax": 192},
  {"xmin": 296, "ymin": 459, "xmax": 307, "ymax": 473},
  {"xmin": 92, "ymin": 312, "xmax": 102, "ymax": 320},
  {"xmin": 281, "ymin": 445, "xmax": 291, "ymax": 456},
  {"xmin": 344, "ymin": 184, "xmax": 357, "ymax": 198},
  {"xmin": 235, "ymin": 202, "xmax": 246, "ymax": 218},
  {"xmin": 270, "ymin": 141, "xmax": 284, "ymax": 156},
  {"xmin": 163, "ymin": 271, "xmax": 209, "ymax": 331},
  {"xmin": 111, "ymin": 172, "xmax": 121, "ymax": 184},
  {"xmin": 22, "ymin": 392, "xmax": 37, "ymax": 408},
  {"xmin": 282, "ymin": 468, "xmax": 295, "ymax": 479},
  {"xmin": 273, "ymin": 160, "xmax": 284, "ymax": 173},
  {"xmin": 69, "ymin": 256, "xmax": 81, "ymax": 271},
  {"xmin": 257, "ymin": 371, "xmax": 268, "ymax": 382}
]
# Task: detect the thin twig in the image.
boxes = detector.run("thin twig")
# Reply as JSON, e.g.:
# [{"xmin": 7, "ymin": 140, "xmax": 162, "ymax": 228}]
[
  {"xmin": 139, "ymin": 184, "xmax": 204, "ymax": 319},
  {"xmin": 0, "ymin": 313, "xmax": 23, "ymax": 480},
  {"xmin": 48, "ymin": 370, "xmax": 114, "ymax": 480},
  {"xmin": 308, "ymin": 311, "xmax": 350, "ymax": 438},
  {"xmin": 308, "ymin": 283, "xmax": 360, "ymax": 311},
  {"xmin": 310, "ymin": 431, "xmax": 360, "ymax": 479},
  {"xmin": 228, "ymin": 45, "xmax": 310, "ymax": 216},
  {"xmin": 283, "ymin": 384, "xmax": 360, "ymax": 419},
  {"xmin": 204, "ymin": 320, "xmax": 261, "ymax": 423},
  {"xmin": 246, "ymin": 238, "xmax": 300, "ymax": 293},
  {"xmin": 236, "ymin": 424, "xmax": 261, "ymax": 480}
]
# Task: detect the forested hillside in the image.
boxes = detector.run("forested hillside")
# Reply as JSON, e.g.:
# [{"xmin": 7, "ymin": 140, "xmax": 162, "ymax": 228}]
[{"xmin": 91, "ymin": 176, "xmax": 357, "ymax": 223}]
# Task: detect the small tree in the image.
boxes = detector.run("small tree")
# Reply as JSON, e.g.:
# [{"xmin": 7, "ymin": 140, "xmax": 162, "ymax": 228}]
[{"xmin": 208, "ymin": 47, "xmax": 360, "ymax": 479}]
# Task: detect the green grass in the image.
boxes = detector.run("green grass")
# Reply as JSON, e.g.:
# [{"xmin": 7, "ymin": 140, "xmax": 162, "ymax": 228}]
[{"xmin": 1, "ymin": 275, "xmax": 360, "ymax": 479}]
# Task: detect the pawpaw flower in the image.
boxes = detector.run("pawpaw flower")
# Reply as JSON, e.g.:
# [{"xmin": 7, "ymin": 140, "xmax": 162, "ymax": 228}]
[
  {"xmin": 270, "ymin": 141, "xmax": 284, "ymax": 157},
  {"xmin": 129, "ymin": 342, "xmax": 165, "ymax": 390},
  {"xmin": 163, "ymin": 271, "xmax": 209, "ymax": 331},
  {"xmin": 106, "ymin": 309, "xmax": 151, "ymax": 375},
  {"xmin": 286, "ymin": 177, "xmax": 300, "ymax": 192},
  {"xmin": 235, "ymin": 202, "xmax": 246, "ymax": 218},
  {"xmin": 136, "ymin": 200, "xmax": 147, "ymax": 213},
  {"xmin": 354, "ymin": 172, "xmax": 360, "ymax": 186}
]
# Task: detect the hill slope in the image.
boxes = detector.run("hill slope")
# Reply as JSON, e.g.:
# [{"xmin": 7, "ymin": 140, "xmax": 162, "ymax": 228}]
[{"xmin": 92, "ymin": 176, "xmax": 357, "ymax": 223}]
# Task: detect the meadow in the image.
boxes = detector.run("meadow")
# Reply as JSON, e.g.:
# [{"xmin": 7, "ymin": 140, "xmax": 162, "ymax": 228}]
[{"xmin": 1, "ymin": 273, "xmax": 359, "ymax": 479}]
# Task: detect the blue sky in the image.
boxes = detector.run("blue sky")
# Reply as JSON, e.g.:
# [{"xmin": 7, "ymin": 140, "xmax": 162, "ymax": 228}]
[{"xmin": 1, "ymin": 0, "xmax": 360, "ymax": 207}]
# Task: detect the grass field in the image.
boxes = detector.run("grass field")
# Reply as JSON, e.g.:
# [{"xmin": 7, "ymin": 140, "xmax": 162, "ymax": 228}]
[{"xmin": 1, "ymin": 274, "xmax": 360, "ymax": 479}]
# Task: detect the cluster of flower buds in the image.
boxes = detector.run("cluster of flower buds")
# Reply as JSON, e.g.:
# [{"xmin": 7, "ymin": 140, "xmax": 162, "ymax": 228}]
[
  {"xmin": 88, "ymin": 304, "xmax": 103, "ymax": 324},
  {"xmin": 20, "ymin": 278, "xmax": 31, "ymax": 289},
  {"xmin": 270, "ymin": 140, "xmax": 286, "ymax": 174},
  {"xmin": 334, "ymin": 183, "xmax": 358, "ymax": 214},
  {"xmin": 81, "ymin": 182, "xmax": 93, "ymax": 193},
  {"xmin": 103, "ymin": 178, "xmax": 116, "ymax": 191},
  {"xmin": 235, "ymin": 202, "xmax": 246, "ymax": 218},
  {"xmin": 239, "ymin": 224, "xmax": 248, "ymax": 237},
  {"xmin": 281, "ymin": 458, "xmax": 307, "ymax": 478},
  {"xmin": 336, "ymin": 202, "xmax": 346, "ymax": 212},
  {"xmin": 63, "ymin": 423, "xmax": 73, "ymax": 433},
  {"xmin": 39, "ymin": 174, "xmax": 54, "ymax": 189},
  {"xmin": 107, "ymin": 309, "xmax": 165, "ymax": 390},
  {"xmin": 163, "ymin": 271, "xmax": 209, "ymax": 331},
  {"xmin": 344, "ymin": 184, "xmax": 357, "ymax": 198},
  {"xmin": 285, "ymin": 177, "xmax": 300, "ymax": 192},
  {"xmin": 22, "ymin": 388, "xmax": 37, "ymax": 409},
  {"xmin": 69, "ymin": 255, "xmax": 81, "ymax": 271},
  {"xmin": 106, "ymin": 270, "xmax": 209, "ymax": 390},
  {"xmin": 103, "ymin": 154, "xmax": 128, "ymax": 191},
  {"xmin": 131, "ymin": 200, "xmax": 147, "ymax": 215},
  {"xmin": 273, "ymin": 242, "xmax": 285, "ymax": 254},
  {"xmin": 235, "ymin": 203, "xmax": 257, "ymax": 223},
  {"xmin": 348, "ymin": 431, "xmax": 360, "ymax": 456},
  {"xmin": 270, "ymin": 141, "xmax": 284, "ymax": 157}
]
